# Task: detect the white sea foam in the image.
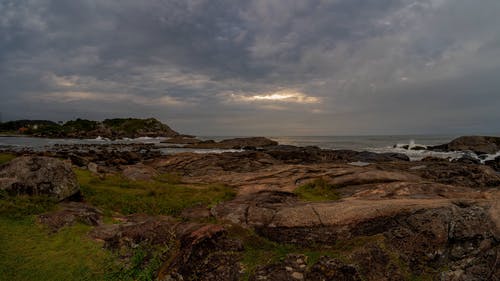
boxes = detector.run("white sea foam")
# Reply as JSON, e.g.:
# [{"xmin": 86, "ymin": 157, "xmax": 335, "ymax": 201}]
[
  {"xmin": 372, "ymin": 145, "xmax": 465, "ymax": 161},
  {"xmin": 472, "ymin": 151, "xmax": 500, "ymax": 164}
]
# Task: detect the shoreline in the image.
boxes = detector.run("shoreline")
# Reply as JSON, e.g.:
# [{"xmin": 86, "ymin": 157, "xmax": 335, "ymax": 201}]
[{"xmin": 1, "ymin": 135, "xmax": 499, "ymax": 280}]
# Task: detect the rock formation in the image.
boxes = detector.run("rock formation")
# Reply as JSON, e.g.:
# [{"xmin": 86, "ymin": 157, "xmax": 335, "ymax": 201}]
[
  {"xmin": 184, "ymin": 137, "xmax": 278, "ymax": 149},
  {"xmin": 430, "ymin": 135, "xmax": 500, "ymax": 154}
]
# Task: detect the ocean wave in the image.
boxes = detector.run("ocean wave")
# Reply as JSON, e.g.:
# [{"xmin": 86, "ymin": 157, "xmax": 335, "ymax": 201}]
[
  {"xmin": 370, "ymin": 146, "xmax": 466, "ymax": 161},
  {"xmin": 93, "ymin": 136, "xmax": 110, "ymax": 141}
]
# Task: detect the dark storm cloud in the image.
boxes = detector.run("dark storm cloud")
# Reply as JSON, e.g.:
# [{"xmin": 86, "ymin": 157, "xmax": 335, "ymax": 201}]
[{"xmin": 1, "ymin": 0, "xmax": 499, "ymax": 135}]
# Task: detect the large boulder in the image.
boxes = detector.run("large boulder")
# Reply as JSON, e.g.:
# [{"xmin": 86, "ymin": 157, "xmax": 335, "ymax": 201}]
[{"xmin": 0, "ymin": 156, "xmax": 80, "ymax": 200}]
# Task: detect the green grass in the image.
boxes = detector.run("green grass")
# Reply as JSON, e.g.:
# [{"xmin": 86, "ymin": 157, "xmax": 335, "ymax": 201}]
[
  {"xmin": 76, "ymin": 169, "xmax": 236, "ymax": 216},
  {"xmin": 294, "ymin": 178, "xmax": 340, "ymax": 201},
  {"xmin": 0, "ymin": 215, "xmax": 170, "ymax": 281},
  {"xmin": 0, "ymin": 192, "xmax": 57, "ymax": 219},
  {"xmin": 227, "ymin": 226, "xmax": 297, "ymax": 280},
  {"xmin": 0, "ymin": 185, "xmax": 175, "ymax": 281},
  {"xmin": 0, "ymin": 217, "xmax": 118, "ymax": 281},
  {"xmin": 0, "ymin": 153, "xmax": 16, "ymax": 165}
]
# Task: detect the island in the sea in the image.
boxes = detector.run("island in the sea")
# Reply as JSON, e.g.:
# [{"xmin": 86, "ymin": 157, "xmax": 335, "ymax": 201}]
[{"xmin": 0, "ymin": 117, "xmax": 179, "ymax": 139}]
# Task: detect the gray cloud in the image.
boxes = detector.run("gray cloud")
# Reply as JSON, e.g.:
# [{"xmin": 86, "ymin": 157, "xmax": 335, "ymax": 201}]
[{"xmin": 1, "ymin": 0, "xmax": 499, "ymax": 135}]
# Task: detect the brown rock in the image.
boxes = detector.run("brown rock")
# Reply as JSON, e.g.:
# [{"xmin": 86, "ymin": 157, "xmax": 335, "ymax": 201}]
[
  {"xmin": 430, "ymin": 136, "xmax": 500, "ymax": 154},
  {"xmin": 351, "ymin": 244, "xmax": 403, "ymax": 281},
  {"xmin": 250, "ymin": 254, "xmax": 308, "ymax": 281},
  {"xmin": 122, "ymin": 164, "xmax": 159, "ymax": 181},
  {"xmin": 306, "ymin": 257, "xmax": 362, "ymax": 281},
  {"xmin": 38, "ymin": 202, "xmax": 102, "ymax": 232},
  {"xmin": 185, "ymin": 137, "xmax": 278, "ymax": 149}
]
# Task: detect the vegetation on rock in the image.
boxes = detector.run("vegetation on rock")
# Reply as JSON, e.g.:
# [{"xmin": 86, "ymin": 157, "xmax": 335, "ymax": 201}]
[
  {"xmin": 294, "ymin": 178, "xmax": 340, "ymax": 201},
  {"xmin": 76, "ymin": 169, "xmax": 235, "ymax": 216},
  {"xmin": 0, "ymin": 153, "xmax": 16, "ymax": 165},
  {"xmin": 0, "ymin": 117, "xmax": 178, "ymax": 139}
]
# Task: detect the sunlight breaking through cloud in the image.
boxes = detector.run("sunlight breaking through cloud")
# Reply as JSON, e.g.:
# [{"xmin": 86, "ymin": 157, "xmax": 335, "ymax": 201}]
[{"xmin": 229, "ymin": 90, "xmax": 320, "ymax": 104}]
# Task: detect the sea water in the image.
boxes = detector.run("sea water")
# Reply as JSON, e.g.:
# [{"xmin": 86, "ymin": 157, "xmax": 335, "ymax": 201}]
[{"xmin": 0, "ymin": 135, "xmax": 497, "ymax": 161}]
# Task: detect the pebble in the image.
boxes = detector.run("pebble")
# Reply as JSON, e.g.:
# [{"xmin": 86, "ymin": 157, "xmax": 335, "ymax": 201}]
[{"xmin": 291, "ymin": 272, "xmax": 304, "ymax": 280}]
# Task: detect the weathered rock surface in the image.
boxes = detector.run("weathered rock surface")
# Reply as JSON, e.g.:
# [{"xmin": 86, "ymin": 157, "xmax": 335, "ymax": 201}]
[
  {"xmin": 430, "ymin": 136, "xmax": 500, "ymax": 154},
  {"xmin": 250, "ymin": 254, "xmax": 361, "ymax": 281},
  {"xmin": 0, "ymin": 156, "xmax": 80, "ymax": 200},
  {"xmin": 486, "ymin": 155, "xmax": 500, "ymax": 171},
  {"xmin": 154, "ymin": 152, "xmax": 500, "ymax": 195},
  {"xmin": 90, "ymin": 214, "xmax": 243, "ymax": 281},
  {"xmin": 411, "ymin": 161, "xmax": 500, "ymax": 187},
  {"xmin": 214, "ymin": 190, "xmax": 500, "ymax": 280},
  {"xmin": 99, "ymin": 149, "xmax": 500, "ymax": 279},
  {"xmin": 452, "ymin": 154, "xmax": 481, "ymax": 165},
  {"xmin": 261, "ymin": 146, "xmax": 410, "ymax": 164},
  {"xmin": 53, "ymin": 143, "xmax": 162, "ymax": 168},
  {"xmin": 153, "ymin": 151, "xmax": 279, "ymax": 177},
  {"xmin": 122, "ymin": 164, "xmax": 159, "ymax": 181},
  {"xmin": 38, "ymin": 202, "xmax": 102, "ymax": 231}
]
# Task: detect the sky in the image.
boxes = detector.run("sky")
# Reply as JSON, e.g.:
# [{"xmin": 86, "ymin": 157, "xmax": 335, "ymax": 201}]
[{"xmin": 1, "ymin": 0, "xmax": 500, "ymax": 136}]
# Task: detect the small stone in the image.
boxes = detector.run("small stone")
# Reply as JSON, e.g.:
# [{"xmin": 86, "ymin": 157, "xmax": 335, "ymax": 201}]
[
  {"xmin": 291, "ymin": 272, "xmax": 304, "ymax": 280},
  {"xmin": 88, "ymin": 162, "xmax": 98, "ymax": 173},
  {"xmin": 285, "ymin": 266, "xmax": 293, "ymax": 272}
]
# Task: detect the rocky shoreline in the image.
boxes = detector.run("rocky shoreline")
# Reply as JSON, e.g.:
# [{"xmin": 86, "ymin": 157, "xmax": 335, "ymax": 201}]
[{"xmin": 1, "ymin": 135, "xmax": 499, "ymax": 280}]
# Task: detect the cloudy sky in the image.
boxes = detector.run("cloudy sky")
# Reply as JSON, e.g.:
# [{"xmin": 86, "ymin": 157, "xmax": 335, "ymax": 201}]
[{"xmin": 1, "ymin": 0, "xmax": 500, "ymax": 136}]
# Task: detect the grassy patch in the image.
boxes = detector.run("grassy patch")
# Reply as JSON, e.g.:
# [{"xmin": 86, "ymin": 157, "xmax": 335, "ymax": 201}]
[
  {"xmin": 0, "ymin": 215, "xmax": 169, "ymax": 281},
  {"xmin": 0, "ymin": 193, "xmax": 172, "ymax": 281},
  {"xmin": 0, "ymin": 217, "xmax": 118, "ymax": 281},
  {"xmin": 0, "ymin": 191, "xmax": 57, "ymax": 219},
  {"xmin": 76, "ymin": 169, "xmax": 235, "ymax": 216},
  {"xmin": 227, "ymin": 226, "xmax": 297, "ymax": 280},
  {"xmin": 0, "ymin": 153, "xmax": 16, "ymax": 165},
  {"xmin": 228, "ymin": 225, "xmax": 391, "ymax": 280},
  {"xmin": 229, "ymin": 226, "xmax": 364, "ymax": 280},
  {"xmin": 294, "ymin": 178, "xmax": 340, "ymax": 201}
]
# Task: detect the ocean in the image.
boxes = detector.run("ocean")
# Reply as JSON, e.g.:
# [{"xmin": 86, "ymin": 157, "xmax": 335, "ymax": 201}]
[{"xmin": 1, "ymin": 135, "xmax": 498, "ymax": 161}]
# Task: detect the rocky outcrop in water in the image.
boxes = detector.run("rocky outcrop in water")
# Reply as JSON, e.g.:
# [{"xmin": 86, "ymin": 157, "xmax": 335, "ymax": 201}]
[
  {"xmin": 184, "ymin": 137, "xmax": 278, "ymax": 149},
  {"xmin": 486, "ymin": 155, "xmax": 500, "ymax": 172},
  {"xmin": 430, "ymin": 135, "xmax": 500, "ymax": 154}
]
